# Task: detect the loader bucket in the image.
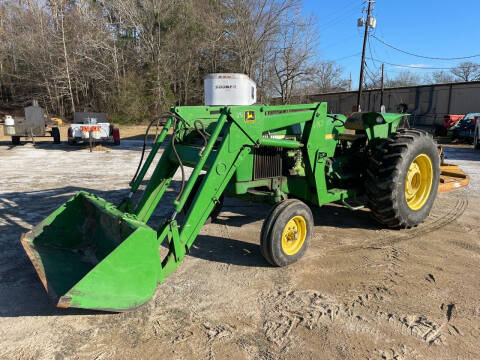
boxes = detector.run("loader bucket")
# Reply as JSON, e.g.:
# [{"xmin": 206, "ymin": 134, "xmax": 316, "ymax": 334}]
[{"xmin": 20, "ymin": 191, "xmax": 162, "ymax": 312}]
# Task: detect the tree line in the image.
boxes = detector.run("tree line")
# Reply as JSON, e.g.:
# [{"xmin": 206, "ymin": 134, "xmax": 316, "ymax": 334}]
[
  {"xmin": 364, "ymin": 62, "xmax": 480, "ymax": 89},
  {"xmin": 0, "ymin": 0, "xmax": 350, "ymax": 122},
  {"xmin": 1, "ymin": 1, "xmax": 478, "ymax": 122}
]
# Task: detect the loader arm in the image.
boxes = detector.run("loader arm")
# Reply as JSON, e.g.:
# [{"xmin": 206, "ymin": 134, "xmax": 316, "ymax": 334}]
[
  {"xmin": 139, "ymin": 109, "xmax": 255, "ymax": 277},
  {"xmin": 129, "ymin": 103, "xmax": 326, "ymax": 278},
  {"xmin": 21, "ymin": 102, "xmax": 358, "ymax": 312}
]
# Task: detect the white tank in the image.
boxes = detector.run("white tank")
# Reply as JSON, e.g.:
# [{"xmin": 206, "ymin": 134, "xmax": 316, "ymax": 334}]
[
  {"xmin": 4, "ymin": 115, "xmax": 15, "ymax": 126},
  {"xmin": 204, "ymin": 73, "xmax": 256, "ymax": 106},
  {"xmin": 4, "ymin": 115, "xmax": 15, "ymax": 135}
]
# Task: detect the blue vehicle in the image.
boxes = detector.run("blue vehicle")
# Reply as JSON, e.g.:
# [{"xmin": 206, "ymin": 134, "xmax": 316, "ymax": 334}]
[{"xmin": 450, "ymin": 113, "xmax": 480, "ymax": 143}]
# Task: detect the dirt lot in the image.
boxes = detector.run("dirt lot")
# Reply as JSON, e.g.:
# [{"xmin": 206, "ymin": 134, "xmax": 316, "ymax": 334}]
[{"xmin": 0, "ymin": 140, "xmax": 479, "ymax": 360}]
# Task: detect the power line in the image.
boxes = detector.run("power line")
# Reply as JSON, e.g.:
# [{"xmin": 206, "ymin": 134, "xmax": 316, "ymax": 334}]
[
  {"xmin": 317, "ymin": 6, "xmax": 360, "ymax": 31},
  {"xmin": 320, "ymin": 0, "xmax": 361, "ymax": 26},
  {"xmin": 320, "ymin": 33, "xmax": 362, "ymax": 52},
  {"xmin": 367, "ymin": 36, "xmax": 379, "ymax": 70},
  {"xmin": 364, "ymin": 68, "xmax": 377, "ymax": 85},
  {"xmin": 364, "ymin": 62, "xmax": 379, "ymax": 83},
  {"xmin": 328, "ymin": 52, "xmax": 361, "ymax": 62},
  {"xmin": 373, "ymin": 59, "xmax": 459, "ymax": 70},
  {"xmin": 371, "ymin": 35, "xmax": 480, "ymax": 61}
]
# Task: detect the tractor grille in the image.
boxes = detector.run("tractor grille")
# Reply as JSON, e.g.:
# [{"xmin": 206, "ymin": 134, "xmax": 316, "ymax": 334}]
[{"xmin": 254, "ymin": 146, "xmax": 282, "ymax": 179}]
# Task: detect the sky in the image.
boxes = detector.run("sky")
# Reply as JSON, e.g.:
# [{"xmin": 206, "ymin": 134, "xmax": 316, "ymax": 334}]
[{"xmin": 302, "ymin": 0, "xmax": 480, "ymax": 88}]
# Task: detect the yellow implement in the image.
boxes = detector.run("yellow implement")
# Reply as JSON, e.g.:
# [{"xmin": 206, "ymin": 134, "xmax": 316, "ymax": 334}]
[
  {"xmin": 438, "ymin": 146, "xmax": 470, "ymax": 193},
  {"xmin": 439, "ymin": 164, "xmax": 470, "ymax": 193},
  {"xmin": 50, "ymin": 117, "xmax": 63, "ymax": 125}
]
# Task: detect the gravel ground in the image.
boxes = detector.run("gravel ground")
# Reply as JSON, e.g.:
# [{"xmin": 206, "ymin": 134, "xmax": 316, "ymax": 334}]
[{"xmin": 0, "ymin": 141, "xmax": 479, "ymax": 360}]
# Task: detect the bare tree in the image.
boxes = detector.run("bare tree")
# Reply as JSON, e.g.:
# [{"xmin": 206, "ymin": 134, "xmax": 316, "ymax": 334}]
[
  {"xmin": 361, "ymin": 63, "xmax": 382, "ymax": 90},
  {"xmin": 269, "ymin": 11, "xmax": 318, "ymax": 103},
  {"xmin": 314, "ymin": 61, "xmax": 349, "ymax": 93},
  {"xmin": 225, "ymin": 0, "xmax": 298, "ymax": 78},
  {"xmin": 450, "ymin": 61, "xmax": 480, "ymax": 82},
  {"xmin": 430, "ymin": 70, "xmax": 454, "ymax": 84},
  {"xmin": 0, "ymin": 0, "xmax": 341, "ymax": 119},
  {"xmin": 385, "ymin": 70, "xmax": 422, "ymax": 88}
]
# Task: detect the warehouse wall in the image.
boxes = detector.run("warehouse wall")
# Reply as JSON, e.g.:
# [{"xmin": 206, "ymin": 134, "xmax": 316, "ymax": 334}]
[{"xmin": 300, "ymin": 81, "xmax": 480, "ymax": 127}]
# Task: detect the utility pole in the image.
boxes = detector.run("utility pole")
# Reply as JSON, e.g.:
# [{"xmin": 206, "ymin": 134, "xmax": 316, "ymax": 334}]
[
  {"xmin": 380, "ymin": 63, "xmax": 385, "ymax": 111},
  {"xmin": 356, "ymin": 0, "xmax": 374, "ymax": 112}
]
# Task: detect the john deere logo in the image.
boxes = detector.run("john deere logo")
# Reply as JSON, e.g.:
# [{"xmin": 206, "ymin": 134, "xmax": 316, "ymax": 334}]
[{"xmin": 245, "ymin": 110, "xmax": 255, "ymax": 124}]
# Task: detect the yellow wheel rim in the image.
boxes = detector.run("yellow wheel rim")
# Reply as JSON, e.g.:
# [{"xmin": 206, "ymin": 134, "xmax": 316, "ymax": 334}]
[
  {"xmin": 281, "ymin": 215, "xmax": 307, "ymax": 256},
  {"xmin": 405, "ymin": 154, "xmax": 433, "ymax": 210}
]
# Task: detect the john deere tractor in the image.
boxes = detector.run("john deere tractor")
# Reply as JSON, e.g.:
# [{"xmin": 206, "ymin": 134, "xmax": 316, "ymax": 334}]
[{"xmin": 20, "ymin": 101, "xmax": 439, "ymax": 311}]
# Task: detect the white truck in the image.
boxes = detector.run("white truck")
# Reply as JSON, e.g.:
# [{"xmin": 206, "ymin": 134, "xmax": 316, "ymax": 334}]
[{"xmin": 68, "ymin": 112, "xmax": 120, "ymax": 146}]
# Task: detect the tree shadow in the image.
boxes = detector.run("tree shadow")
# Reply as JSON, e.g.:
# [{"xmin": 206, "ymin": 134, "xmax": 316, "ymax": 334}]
[
  {"xmin": 215, "ymin": 197, "xmax": 380, "ymax": 231},
  {"xmin": 0, "ymin": 185, "xmax": 164, "ymax": 318},
  {"xmin": 0, "ymin": 181, "xmax": 381, "ymax": 317},
  {"xmin": 311, "ymin": 203, "xmax": 381, "ymax": 230},
  {"xmin": 187, "ymin": 234, "xmax": 269, "ymax": 268},
  {"xmin": 442, "ymin": 145, "xmax": 480, "ymax": 162},
  {"xmin": 0, "ymin": 139, "xmax": 148, "ymax": 152}
]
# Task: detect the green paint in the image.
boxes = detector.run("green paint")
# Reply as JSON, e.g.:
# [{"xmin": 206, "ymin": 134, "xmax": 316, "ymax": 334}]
[
  {"xmin": 20, "ymin": 103, "xmax": 406, "ymax": 311},
  {"xmin": 257, "ymin": 137, "xmax": 303, "ymax": 148}
]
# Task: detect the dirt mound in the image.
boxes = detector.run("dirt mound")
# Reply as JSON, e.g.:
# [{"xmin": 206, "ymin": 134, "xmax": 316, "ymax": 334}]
[{"xmin": 82, "ymin": 144, "xmax": 111, "ymax": 151}]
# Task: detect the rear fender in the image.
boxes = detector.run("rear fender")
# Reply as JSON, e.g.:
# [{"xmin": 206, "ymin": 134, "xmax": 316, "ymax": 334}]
[{"xmin": 345, "ymin": 112, "xmax": 405, "ymax": 140}]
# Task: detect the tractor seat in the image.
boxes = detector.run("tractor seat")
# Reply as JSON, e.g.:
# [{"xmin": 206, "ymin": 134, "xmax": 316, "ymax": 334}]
[{"xmin": 344, "ymin": 112, "xmax": 366, "ymax": 130}]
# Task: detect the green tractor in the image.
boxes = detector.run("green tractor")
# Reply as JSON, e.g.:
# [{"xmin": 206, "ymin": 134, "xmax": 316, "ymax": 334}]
[{"xmin": 20, "ymin": 102, "xmax": 439, "ymax": 311}]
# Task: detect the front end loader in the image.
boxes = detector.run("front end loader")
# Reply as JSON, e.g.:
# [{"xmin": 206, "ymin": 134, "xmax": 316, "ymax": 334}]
[{"xmin": 21, "ymin": 102, "xmax": 441, "ymax": 311}]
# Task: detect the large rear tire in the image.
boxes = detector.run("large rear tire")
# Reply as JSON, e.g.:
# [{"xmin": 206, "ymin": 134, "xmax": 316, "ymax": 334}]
[
  {"xmin": 260, "ymin": 199, "xmax": 313, "ymax": 267},
  {"xmin": 365, "ymin": 129, "xmax": 440, "ymax": 228}
]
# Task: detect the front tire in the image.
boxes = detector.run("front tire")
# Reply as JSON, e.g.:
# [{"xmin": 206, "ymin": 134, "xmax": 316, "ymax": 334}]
[
  {"xmin": 260, "ymin": 199, "xmax": 313, "ymax": 267},
  {"xmin": 366, "ymin": 129, "xmax": 440, "ymax": 228}
]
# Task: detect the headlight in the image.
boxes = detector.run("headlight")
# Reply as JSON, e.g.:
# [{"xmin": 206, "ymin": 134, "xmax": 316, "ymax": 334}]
[{"xmin": 376, "ymin": 116, "xmax": 384, "ymax": 124}]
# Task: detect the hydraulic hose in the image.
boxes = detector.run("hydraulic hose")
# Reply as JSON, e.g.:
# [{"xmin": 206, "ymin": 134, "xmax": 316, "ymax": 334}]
[
  {"xmin": 130, "ymin": 117, "xmax": 159, "ymax": 186},
  {"xmin": 170, "ymin": 118, "xmax": 186, "ymax": 201},
  {"xmin": 130, "ymin": 112, "xmax": 211, "ymax": 203},
  {"xmin": 130, "ymin": 112, "xmax": 183, "ymax": 187}
]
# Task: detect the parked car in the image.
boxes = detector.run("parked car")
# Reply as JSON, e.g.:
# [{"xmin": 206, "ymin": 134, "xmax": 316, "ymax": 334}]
[
  {"xmin": 449, "ymin": 113, "xmax": 480, "ymax": 142},
  {"xmin": 444, "ymin": 114, "xmax": 465, "ymax": 129}
]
